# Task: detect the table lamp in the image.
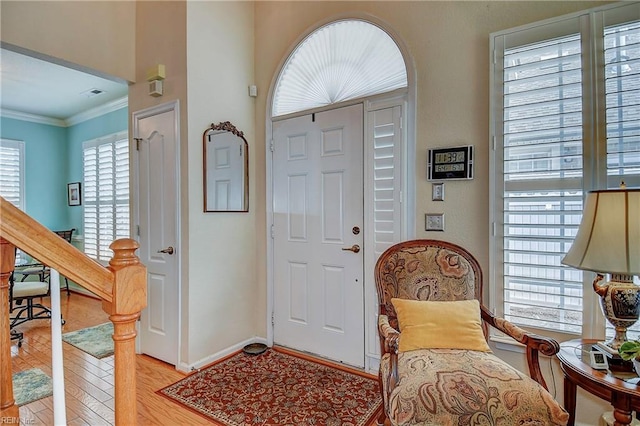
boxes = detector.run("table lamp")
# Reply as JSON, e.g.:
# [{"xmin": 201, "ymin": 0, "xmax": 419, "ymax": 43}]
[{"xmin": 562, "ymin": 186, "xmax": 640, "ymax": 351}]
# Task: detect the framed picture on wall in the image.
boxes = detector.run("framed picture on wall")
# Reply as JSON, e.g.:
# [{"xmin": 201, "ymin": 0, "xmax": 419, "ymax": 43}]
[{"xmin": 67, "ymin": 182, "xmax": 81, "ymax": 206}]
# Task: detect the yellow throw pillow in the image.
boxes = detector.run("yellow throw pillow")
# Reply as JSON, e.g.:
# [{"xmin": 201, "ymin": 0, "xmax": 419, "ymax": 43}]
[{"xmin": 391, "ymin": 298, "xmax": 491, "ymax": 352}]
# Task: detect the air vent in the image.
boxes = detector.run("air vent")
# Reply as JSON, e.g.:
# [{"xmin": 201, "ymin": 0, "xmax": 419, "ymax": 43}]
[{"xmin": 80, "ymin": 88, "xmax": 106, "ymax": 98}]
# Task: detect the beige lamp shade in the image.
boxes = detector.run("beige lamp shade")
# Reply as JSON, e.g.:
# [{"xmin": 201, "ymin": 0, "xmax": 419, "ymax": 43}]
[{"xmin": 562, "ymin": 189, "xmax": 640, "ymax": 275}]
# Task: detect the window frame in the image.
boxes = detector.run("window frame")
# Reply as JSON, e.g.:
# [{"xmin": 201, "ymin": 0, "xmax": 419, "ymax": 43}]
[{"xmin": 490, "ymin": 2, "xmax": 640, "ymax": 342}]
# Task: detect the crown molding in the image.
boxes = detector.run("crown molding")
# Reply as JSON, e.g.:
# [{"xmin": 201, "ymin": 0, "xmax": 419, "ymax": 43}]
[
  {"xmin": 0, "ymin": 109, "xmax": 66, "ymax": 127},
  {"xmin": 0, "ymin": 96, "xmax": 128, "ymax": 127},
  {"xmin": 66, "ymin": 96, "xmax": 128, "ymax": 126}
]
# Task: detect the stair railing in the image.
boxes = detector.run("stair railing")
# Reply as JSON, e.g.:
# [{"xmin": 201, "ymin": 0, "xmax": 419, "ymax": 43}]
[{"xmin": 0, "ymin": 196, "xmax": 147, "ymax": 425}]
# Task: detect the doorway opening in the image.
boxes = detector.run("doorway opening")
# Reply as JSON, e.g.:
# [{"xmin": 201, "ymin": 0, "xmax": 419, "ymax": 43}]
[{"xmin": 267, "ymin": 18, "xmax": 415, "ymax": 370}]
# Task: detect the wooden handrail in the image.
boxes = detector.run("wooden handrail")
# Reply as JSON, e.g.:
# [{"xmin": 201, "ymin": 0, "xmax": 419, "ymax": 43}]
[
  {"xmin": 0, "ymin": 196, "xmax": 147, "ymax": 425},
  {"xmin": 0, "ymin": 197, "xmax": 113, "ymax": 301}
]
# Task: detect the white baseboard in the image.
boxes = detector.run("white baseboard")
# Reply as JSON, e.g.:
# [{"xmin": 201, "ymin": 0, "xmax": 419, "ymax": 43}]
[{"xmin": 176, "ymin": 336, "xmax": 268, "ymax": 373}]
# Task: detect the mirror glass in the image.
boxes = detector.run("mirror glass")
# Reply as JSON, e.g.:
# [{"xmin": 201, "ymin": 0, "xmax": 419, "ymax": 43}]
[{"xmin": 203, "ymin": 121, "xmax": 248, "ymax": 212}]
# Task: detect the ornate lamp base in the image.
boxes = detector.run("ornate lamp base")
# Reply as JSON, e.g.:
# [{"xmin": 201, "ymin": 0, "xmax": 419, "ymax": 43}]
[{"xmin": 593, "ymin": 274, "xmax": 640, "ymax": 351}]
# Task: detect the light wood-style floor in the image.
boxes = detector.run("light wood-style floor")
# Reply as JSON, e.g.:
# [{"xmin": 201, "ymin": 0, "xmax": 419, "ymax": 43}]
[
  {"xmin": 11, "ymin": 293, "xmax": 211, "ymax": 425},
  {"xmin": 12, "ymin": 293, "xmax": 382, "ymax": 425}
]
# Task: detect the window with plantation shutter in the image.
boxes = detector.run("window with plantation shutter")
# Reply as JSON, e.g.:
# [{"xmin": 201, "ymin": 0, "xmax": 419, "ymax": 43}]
[
  {"xmin": 496, "ymin": 28, "xmax": 585, "ymax": 334},
  {"xmin": 83, "ymin": 131, "xmax": 130, "ymax": 263},
  {"xmin": 605, "ymin": 20, "xmax": 640, "ymax": 187},
  {"xmin": 604, "ymin": 17, "xmax": 640, "ymax": 340},
  {"xmin": 491, "ymin": 3, "xmax": 640, "ymax": 339},
  {"xmin": 0, "ymin": 139, "xmax": 25, "ymax": 210},
  {"xmin": 1, "ymin": 139, "xmax": 25, "ymax": 263}
]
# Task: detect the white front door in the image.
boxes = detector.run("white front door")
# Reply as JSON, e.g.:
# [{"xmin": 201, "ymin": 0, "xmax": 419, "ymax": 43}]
[
  {"xmin": 133, "ymin": 102, "xmax": 180, "ymax": 366},
  {"xmin": 272, "ymin": 104, "xmax": 364, "ymax": 367}
]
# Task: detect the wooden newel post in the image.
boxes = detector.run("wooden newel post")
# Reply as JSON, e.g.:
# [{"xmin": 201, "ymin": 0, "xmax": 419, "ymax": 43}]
[
  {"xmin": 103, "ymin": 238, "xmax": 147, "ymax": 426},
  {"xmin": 0, "ymin": 237, "xmax": 18, "ymax": 421}
]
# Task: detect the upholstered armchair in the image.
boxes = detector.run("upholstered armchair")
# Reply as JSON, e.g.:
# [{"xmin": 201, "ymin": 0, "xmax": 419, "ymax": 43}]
[{"xmin": 375, "ymin": 239, "xmax": 569, "ymax": 426}]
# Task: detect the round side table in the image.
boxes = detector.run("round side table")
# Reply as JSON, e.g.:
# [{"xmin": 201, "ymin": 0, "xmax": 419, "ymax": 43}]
[{"xmin": 558, "ymin": 339, "xmax": 640, "ymax": 426}]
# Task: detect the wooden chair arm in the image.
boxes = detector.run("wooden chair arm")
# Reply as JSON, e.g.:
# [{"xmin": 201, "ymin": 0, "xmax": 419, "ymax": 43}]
[
  {"xmin": 378, "ymin": 314, "xmax": 400, "ymax": 354},
  {"xmin": 378, "ymin": 315, "xmax": 400, "ymax": 397},
  {"xmin": 480, "ymin": 305, "xmax": 559, "ymax": 390}
]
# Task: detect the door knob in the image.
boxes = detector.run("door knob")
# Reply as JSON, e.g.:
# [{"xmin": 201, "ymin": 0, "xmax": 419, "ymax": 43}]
[
  {"xmin": 157, "ymin": 246, "xmax": 174, "ymax": 255},
  {"xmin": 341, "ymin": 244, "xmax": 360, "ymax": 253}
]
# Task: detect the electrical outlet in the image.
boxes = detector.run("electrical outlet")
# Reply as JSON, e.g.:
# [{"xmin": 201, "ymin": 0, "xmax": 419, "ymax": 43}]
[{"xmin": 425, "ymin": 213, "xmax": 445, "ymax": 231}]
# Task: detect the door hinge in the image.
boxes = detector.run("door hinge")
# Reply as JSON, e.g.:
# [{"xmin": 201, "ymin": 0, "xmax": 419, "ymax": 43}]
[
  {"xmin": 270, "ymin": 224, "xmax": 275, "ymax": 239},
  {"xmin": 492, "ymin": 135, "xmax": 496, "ymax": 151},
  {"xmin": 270, "ymin": 140, "xmax": 275, "ymax": 152},
  {"xmin": 271, "ymin": 312, "xmax": 275, "ymax": 327},
  {"xmin": 493, "ymin": 49, "xmax": 497, "ymax": 65},
  {"xmin": 134, "ymin": 137, "xmax": 143, "ymax": 151},
  {"xmin": 136, "ymin": 225, "xmax": 140, "ymax": 236}
]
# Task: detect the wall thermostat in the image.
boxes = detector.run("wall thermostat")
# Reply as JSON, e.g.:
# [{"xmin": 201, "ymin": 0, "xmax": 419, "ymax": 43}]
[
  {"xmin": 427, "ymin": 145, "xmax": 474, "ymax": 180},
  {"xmin": 589, "ymin": 350, "xmax": 609, "ymax": 370}
]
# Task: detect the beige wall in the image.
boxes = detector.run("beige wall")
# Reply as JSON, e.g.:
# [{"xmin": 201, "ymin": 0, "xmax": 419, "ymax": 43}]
[
  {"xmin": 0, "ymin": 1, "xmax": 136, "ymax": 83},
  {"xmin": 185, "ymin": 0, "xmax": 256, "ymax": 364},
  {"xmin": 254, "ymin": 2, "xmax": 611, "ymax": 423},
  {"xmin": 0, "ymin": 0, "xmax": 618, "ymax": 422},
  {"xmin": 130, "ymin": 0, "xmax": 191, "ymax": 365}
]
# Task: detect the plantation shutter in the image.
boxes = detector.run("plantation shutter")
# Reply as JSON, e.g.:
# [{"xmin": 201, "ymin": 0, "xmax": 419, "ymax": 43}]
[
  {"xmin": 604, "ymin": 19, "xmax": 640, "ymax": 187},
  {"xmin": 83, "ymin": 132, "xmax": 130, "ymax": 262},
  {"xmin": 365, "ymin": 104, "xmax": 404, "ymax": 358},
  {"xmin": 0, "ymin": 139, "xmax": 24, "ymax": 210},
  {"xmin": 496, "ymin": 20, "xmax": 585, "ymax": 333},
  {"xmin": 603, "ymin": 14, "xmax": 640, "ymax": 339},
  {"xmin": 0, "ymin": 139, "xmax": 25, "ymax": 263},
  {"xmin": 370, "ymin": 106, "xmax": 403, "ymax": 258}
]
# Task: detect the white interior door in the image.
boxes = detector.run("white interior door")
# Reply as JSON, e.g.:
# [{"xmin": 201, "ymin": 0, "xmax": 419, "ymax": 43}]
[
  {"xmin": 272, "ymin": 103, "xmax": 364, "ymax": 367},
  {"xmin": 133, "ymin": 102, "xmax": 180, "ymax": 366}
]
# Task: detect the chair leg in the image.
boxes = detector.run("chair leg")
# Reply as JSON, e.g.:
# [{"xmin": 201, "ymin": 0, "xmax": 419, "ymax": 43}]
[
  {"xmin": 10, "ymin": 329, "xmax": 23, "ymax": 347},
  {"xmin": 10, "ymin": 298, "xmax": 53, "ymax": 328}
]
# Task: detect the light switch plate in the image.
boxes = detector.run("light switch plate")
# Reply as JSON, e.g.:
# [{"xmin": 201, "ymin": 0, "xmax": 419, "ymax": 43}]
[
  {"xmin": 425, "ymin": 213, "xmax": 445, "ymax": 231},
  {"xmin": 432, "ymin": 182, "xmax": 444, "ymax": 201}
]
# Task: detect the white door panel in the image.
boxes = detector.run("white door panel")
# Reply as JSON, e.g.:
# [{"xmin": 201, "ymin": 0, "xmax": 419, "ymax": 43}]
[
  {"xmin": 134, "ymin": 104, "xmax": 179, "ymax": 365},
  {"xmin": 273, "ymin": 104, "xmax": 364, "ymax": 367}
]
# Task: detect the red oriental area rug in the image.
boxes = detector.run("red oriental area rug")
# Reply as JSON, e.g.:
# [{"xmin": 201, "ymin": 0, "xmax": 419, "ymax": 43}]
[{"xmin": 158, "ymin": 347, "xmax": 382, "ymax": 426}]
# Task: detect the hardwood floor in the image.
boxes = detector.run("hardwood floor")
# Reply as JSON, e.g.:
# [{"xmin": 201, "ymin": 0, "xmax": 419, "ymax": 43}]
[
  {"xmin": 11, "ymin": 292, "xmax": 382, "ymax": 425},
  {"xmin": 11, "ymin": 293, "xmax": 209, "ymax": 425}
]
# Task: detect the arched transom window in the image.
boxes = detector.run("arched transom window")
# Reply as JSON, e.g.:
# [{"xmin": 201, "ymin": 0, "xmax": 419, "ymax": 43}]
[{"xmin": 272, "ymin": 20, "xmax": 408, "ymax": 117}]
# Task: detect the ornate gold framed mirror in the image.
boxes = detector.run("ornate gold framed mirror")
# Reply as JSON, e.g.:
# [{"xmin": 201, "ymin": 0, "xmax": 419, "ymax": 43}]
[{"xmin": 203, "ymin": 121, "xmax": 249, "ymax": 212}]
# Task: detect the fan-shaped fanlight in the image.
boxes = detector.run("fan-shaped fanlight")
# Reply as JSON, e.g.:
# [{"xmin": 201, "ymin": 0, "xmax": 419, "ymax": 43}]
[{"xmin": 273, "ymin": 20, "xmax": 408, "ymax": 117}]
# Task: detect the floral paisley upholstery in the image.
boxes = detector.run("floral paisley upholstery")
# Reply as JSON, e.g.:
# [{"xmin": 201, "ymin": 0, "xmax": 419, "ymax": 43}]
[
  {"xmin": 380, "ymin": 349, "xmax": 568, "ymax": 425},
  {"xmin": 375, "ymin": 240, "xmax": 568, "ymax": 426}
]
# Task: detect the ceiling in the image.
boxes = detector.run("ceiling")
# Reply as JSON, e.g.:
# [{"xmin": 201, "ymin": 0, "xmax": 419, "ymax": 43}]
[{"xmin": 0, "ymin": 48, "xmax": 129, "ymax": 121}]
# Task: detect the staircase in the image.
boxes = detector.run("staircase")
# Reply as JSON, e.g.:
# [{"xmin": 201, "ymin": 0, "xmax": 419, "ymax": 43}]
[{"xmin": 0, "ymin": 196, "xmax": 147, "ymax": 425}]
